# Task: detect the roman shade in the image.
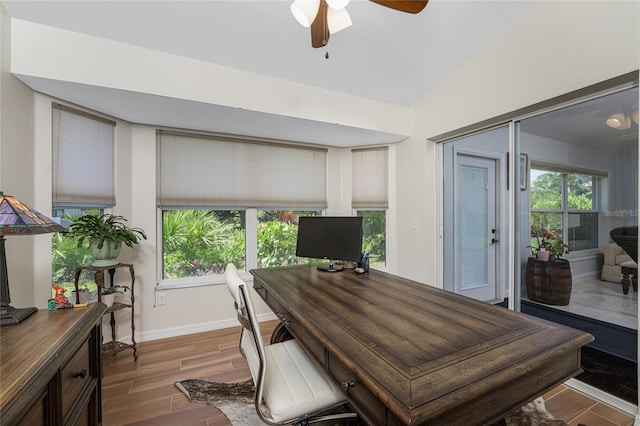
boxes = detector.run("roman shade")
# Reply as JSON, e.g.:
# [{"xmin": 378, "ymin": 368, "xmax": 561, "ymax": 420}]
[
  {"xmin": 352, "ymin": 147, "xmax": 388, "ymax": 208},
  {"xmin": 52, "ymin": 104, "xmax": 116, "ymax": 206},
  {"xmin": 157, "ymin": 131, "xmax": 327, "ymax": 208}
]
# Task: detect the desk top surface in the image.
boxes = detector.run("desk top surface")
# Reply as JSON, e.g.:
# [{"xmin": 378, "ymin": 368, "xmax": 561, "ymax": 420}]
[{"xmin": 250, "ymin": 265, "xmax": 593, "ymax": 424}]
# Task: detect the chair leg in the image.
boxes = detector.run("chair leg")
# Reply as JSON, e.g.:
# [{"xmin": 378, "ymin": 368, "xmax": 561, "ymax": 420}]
[
  {"xmin": 621, "ymin": 272, "xmax": 631, "ymax": 294},
  {"xmin": 621, "ymin": 267, "xmax": 636, "ymax": 294}
]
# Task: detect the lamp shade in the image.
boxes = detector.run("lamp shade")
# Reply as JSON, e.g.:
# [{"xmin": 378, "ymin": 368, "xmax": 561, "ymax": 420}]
[
  {"xmin": 0, "ymin": 192, "xmax": 65, "ymax": 326},
  {"xmin": 291, "ymin": 0, "xmax": 320, "ymax": 27},
  {"xmin": 328, "ymin": 6, "xmax": 352, "ymax": 34},
  {"xmin": 0, "ymin": 193, "xmax": 65, "ymax": 235}
]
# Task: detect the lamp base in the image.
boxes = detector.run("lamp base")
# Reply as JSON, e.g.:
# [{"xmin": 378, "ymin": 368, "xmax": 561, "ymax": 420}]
[{"xmin": 0, "ymin": 305, "xmax": 37, "ymax": 326}]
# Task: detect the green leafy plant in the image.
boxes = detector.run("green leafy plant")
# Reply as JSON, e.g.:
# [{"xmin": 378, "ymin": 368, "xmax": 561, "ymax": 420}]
[
  {"xmin": 102, "ymin": 285, "xmax": 130, "ymax": 295},
  {"xmin": 529, "ymin": 228, "xmax": 569, "ymax": 258},
  {"xmin": 66, "ymin": 213, "xmax": 147, "ymax": 249}
]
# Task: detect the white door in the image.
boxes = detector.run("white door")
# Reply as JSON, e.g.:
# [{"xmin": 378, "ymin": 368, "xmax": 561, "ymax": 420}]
[{"xmin": 455, "ymin": 154, "xmax": 498, "ymax": 301}]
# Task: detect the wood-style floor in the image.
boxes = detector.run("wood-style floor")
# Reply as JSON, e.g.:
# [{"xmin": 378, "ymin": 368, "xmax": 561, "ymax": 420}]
[{"xmin": 102, "ymin": 320, "xmax": 635, "ymax": 426}]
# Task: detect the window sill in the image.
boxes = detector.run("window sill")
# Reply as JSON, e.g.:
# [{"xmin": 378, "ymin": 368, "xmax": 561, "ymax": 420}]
[{"xmin": 156, "ymin": 272, "xmax": 253, "ymax": 290}]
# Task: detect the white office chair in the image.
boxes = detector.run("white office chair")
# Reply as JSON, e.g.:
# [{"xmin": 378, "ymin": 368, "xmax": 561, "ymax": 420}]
[{"xmin": 224, "ymin": 264, "xmax": 357, "ymax": 425}]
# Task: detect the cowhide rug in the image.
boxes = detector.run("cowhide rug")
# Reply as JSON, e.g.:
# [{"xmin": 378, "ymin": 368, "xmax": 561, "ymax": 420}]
[
  {"xmin": 175, "ymin": 379, "xmax": 262, "ymax": 425},
  {"xmin": 174, "ymin": 379, "xmax": 567, "ymax": 425}
]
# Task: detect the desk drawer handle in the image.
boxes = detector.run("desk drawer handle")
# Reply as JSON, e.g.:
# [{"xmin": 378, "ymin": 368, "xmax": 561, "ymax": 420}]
[
  {"xmin": 341, "ymin": 380, "xmax": 355, "ymax": 393},
  {"xmin": 74, "ymin": 369, "xmax": 87, "ymax": 379},
  {"xmin": 275, "ymin": 312, "xmax": 290, "ymax": 326}
]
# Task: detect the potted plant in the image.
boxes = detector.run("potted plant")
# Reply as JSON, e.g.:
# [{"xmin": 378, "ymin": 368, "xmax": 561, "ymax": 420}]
[
  {"xmin": 66, "ymin": 213, "xmax": 147, "ymax": 267},
  {"xmin": 529, "ymin": 228, "xmax": 569, "ymax": 261},
  {"xmin": 101, "ymin": 284, "xmax": 129, "ymax": 307},
  {"xmin": 526, "ymin": 228, "xmax": 572, "ymax": 305}
]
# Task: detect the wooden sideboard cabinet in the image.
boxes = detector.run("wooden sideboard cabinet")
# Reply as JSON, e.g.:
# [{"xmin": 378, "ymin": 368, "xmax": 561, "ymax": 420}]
[{"xmin": 0, "ymin": 303, "xmax": 106, "ymax": 425}]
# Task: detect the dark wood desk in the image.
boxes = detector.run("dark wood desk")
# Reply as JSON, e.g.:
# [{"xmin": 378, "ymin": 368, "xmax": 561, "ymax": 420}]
[{"xmin": 250, "ymin": 265, "xmax": 594, "ymax": 426}]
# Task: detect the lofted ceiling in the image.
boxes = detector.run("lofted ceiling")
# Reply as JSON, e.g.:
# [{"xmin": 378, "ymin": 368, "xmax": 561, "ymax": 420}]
[
  {"xmin": 2, "ymin": 0, "xmax": 535, "ymax": 146},
  {"xmin": 3, "ymin": 1, "xmax": 637, "ymax": 148}
]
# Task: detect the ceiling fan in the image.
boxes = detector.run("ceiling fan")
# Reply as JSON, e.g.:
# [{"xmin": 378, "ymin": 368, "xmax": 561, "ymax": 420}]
[{"xmin": 291, "ymin": 0, "xmax": 429, "ymax": 48}]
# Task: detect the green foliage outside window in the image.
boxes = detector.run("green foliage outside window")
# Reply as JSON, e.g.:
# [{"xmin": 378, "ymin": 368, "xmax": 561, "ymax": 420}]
[
  {"xmin": 163, "ymin": 210, "xmax": 245, "ymax": 278},
  {"xmin": 257, "ymin": 210, "xmax": 318, "ymax": 268},
  {"xmin": 357, "ymin": 210, "xmax": 386, "ymax": 267}
]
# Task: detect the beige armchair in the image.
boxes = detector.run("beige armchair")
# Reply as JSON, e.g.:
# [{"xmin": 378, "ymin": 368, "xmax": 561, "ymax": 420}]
[{"xmin": 600, "ymin": 243, "xmax": 637, "ymax": 283}]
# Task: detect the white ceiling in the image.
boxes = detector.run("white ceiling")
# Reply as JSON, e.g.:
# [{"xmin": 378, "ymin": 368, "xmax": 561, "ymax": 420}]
[
  {"xmin": 3, "ymin": 0, "xmax": 534, "ymax": 106},
  {"xmin": 3, "ymin": 1, "xmax": 637, "ymax": 148}
]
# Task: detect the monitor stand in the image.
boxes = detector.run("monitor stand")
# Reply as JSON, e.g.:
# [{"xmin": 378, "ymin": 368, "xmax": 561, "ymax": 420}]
[{"xmin": 317, "ymin": 261, "xmax": 343, "ymax": 273}]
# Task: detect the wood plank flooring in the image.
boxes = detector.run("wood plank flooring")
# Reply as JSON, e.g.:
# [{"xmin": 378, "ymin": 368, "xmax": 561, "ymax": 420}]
[{"xmin": 102, "ymin": 321, "xmax": 635, "ymax": 426}]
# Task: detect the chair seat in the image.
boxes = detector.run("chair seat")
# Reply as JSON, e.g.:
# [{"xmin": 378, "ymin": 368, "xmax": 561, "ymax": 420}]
[{"xmin": 260, "ymin": 338, "xmax": 347, "ymax": 422}]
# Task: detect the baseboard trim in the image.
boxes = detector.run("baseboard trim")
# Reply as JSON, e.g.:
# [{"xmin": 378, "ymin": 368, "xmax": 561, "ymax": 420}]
[
  {"xmin": 565, "ymin": 378, "xmax": 638, "ymax": 416},
  {"xmin": 119, "ymin": 312, "xmax": 278, "ymax": 344}
]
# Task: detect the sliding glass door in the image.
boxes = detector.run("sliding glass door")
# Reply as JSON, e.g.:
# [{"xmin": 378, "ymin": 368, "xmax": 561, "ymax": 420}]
[{"xmin": 441, "ymin": 84, "xmax": 638, "ymax": 405}]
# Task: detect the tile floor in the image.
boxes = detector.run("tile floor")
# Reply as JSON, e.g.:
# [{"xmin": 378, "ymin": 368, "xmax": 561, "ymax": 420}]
[
  {"xmin": 544, "ymin": 384, "xmax": 636, "ymax": 426},
  {"xmin": 523, "ymin": 277, "xmax": 638, "ymax": 330}
]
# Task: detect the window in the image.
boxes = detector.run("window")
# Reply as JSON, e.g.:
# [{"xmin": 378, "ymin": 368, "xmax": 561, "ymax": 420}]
[
  {"xmin": 157, "ymin": 131, "xmax": 328, "ymax": 286},
  {"xmin": 160, "ymin": 209, "xmax": 322, "ymax": 284},
  {"xmin": 162, "ymin": 209, "xmax": 246, "ymax": 279},
  {"xmin": 530, "ymin": 166, "xmax": 601, "ymax": 254},
  {"xmin": 51, "ymin": 104, "xmax": 115, "ymax": 293},
  {"xmin": 353, "ymin": 147, "xmax": 388, "ymax": 268}
]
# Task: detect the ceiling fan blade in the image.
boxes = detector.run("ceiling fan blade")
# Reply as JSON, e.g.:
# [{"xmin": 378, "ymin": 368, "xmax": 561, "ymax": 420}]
[
  {"xmin": 369, "ymin": 0, "xmax": 428, "ymax": 14},
  {"xmin": 311, "ymin": 0, "xmax": 330, "ymax": 48}
]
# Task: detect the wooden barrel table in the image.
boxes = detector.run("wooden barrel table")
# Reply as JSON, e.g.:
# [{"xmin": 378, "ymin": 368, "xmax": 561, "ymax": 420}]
[{"xmin": 525, "ymin": 257, "xmax": 572, "ymax": 305}]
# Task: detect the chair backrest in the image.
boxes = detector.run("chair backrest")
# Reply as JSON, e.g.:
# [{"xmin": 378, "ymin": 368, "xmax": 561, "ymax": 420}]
[
  {"xmin": 610, "ymin": 226, "xmax": 638, "ymax": 262},
  {"xmin": 224, "ymin": 264, "xmax": 267, "ymax": 407}
]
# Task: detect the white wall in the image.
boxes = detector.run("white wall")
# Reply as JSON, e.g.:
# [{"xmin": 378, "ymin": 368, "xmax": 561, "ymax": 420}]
[{"xmin": 0, "ymin": 4, "xmax": 42, "ymax": 308}]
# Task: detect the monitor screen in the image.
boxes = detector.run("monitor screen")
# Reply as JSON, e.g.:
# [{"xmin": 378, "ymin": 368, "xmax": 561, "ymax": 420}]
[{"xmin": 295, "ymin": 216, "xmax": 363, "ymax": 272}]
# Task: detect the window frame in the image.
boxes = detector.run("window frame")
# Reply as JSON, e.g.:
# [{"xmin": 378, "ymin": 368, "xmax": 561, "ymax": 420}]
[
  {"xmin": 157, "ymin": 207, "xmax": 325, "ymax": 289},
  {"xmin": 529, "ymin": 167, "xmax": 602, "ymax": 257}
]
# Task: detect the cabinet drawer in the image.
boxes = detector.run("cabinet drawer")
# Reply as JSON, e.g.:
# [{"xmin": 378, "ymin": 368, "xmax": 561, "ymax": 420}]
[
  {"xmin": 61, "ymin": 337, "xmax": 91, "ymax": 420},
  {"xmin": 328, "ymin": 353, "xmax": 387, "ymax": 424}
]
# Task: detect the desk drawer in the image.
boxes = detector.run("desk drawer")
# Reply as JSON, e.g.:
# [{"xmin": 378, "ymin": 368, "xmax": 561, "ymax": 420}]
[
  {"xmin": 61, "ymin": 337, "xmax": 91, "ymax": 420},
  {"xmin": 328, "ymin": 353, "xmax": 387, "ymax": 423},
  {"xmin": 255, "ymin": 284, "xmax": 325, "ymax": 363}
]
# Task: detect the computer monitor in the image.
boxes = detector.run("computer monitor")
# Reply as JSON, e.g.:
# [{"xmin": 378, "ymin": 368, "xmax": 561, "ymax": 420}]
[{"xmin": 295, "ymin": 216, "xmax": 364, "ymax": 272}]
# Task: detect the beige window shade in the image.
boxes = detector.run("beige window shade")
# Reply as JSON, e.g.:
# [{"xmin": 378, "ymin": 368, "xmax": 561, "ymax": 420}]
[
  {"xmin": 352, "ymin": 147, "xmax": 388, "ymax": 208},
  {"xmin": 157, "ymin": 132, "xmax": 328, "ymax": 208},
  {"xmin": 52, "ymin": 104, "xmax": 116, "ymax": 206}
]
